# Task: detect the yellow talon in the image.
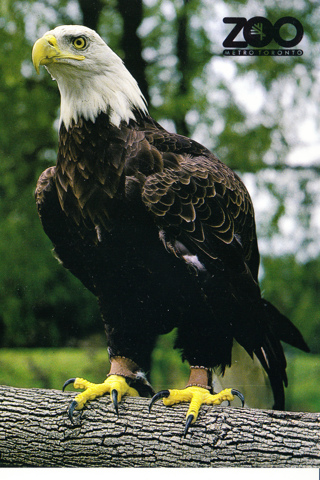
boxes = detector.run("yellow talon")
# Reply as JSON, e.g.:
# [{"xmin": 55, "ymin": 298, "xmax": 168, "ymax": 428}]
[
  {"xmin": 163, "ymin": 386, "xmax": 235, "ymax": 423},
  {"xmin": 149, "ymin": 383, "xmax": 244, "ymax": 436},
  {"xmin": 73, "ymin": 377, "xmax": 95, "ymax": 390},
  {"xmin": 65, "ymin": 374, "xmax": 139, "ymax": 415},
  {"xmin": 104, "ymin": 375, "xmax": 139, "ymax": 400}
]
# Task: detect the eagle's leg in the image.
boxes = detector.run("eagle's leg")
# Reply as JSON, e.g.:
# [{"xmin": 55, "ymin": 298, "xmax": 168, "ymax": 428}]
[
  {"xmin": 149, "ymin": 367, "xmax": 244, "ymax": 436},
  {"xmin": 63, "ymin": 356, "xmax": 154, "ymax": 422}
]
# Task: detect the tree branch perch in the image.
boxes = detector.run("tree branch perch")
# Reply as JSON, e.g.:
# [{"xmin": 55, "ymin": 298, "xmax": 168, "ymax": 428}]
[{"xmin": 0, "ymin": 385, "xmax": 319, "ymax": 467}]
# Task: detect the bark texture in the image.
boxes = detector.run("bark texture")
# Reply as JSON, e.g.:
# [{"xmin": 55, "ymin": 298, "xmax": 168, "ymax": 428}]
[{"xmin": 0, "ymin": 385, "xmax": 319, "ymax": 467}]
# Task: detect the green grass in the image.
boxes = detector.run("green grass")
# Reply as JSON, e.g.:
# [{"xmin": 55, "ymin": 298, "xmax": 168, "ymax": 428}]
[
  {"xmin": 0, "ymin": 348, "xmax": 110, "ymax": 390},
  {"xmin": 286, "ymin": 352, "xmax": 320, "ymax": 412}
]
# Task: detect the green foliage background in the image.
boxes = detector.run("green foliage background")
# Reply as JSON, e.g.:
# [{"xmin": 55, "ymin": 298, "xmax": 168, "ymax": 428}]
[{"xmin": 0, "ymin": 0, "xmax": 319, "ymax": 411}]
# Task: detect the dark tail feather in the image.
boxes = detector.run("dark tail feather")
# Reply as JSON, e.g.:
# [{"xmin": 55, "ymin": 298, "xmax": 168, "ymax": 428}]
[
  {"xmin": 263, "ymin": 300, "xmax": 309, "ymax": 353},
  {"xmin": 254, "ymin": 300, "xmax": 309, "ymax": 410},
  {"xmin": 254, "ymin": 333, "xmax": 287, "ymax": 410}
]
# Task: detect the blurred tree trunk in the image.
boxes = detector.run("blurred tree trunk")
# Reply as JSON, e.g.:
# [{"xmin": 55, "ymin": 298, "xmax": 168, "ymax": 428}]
[
  {"xmin": 117, "ymin": 0, "xmax": 150, "ymax": 104},
  {"xmin": 78, "ymin": 0, "xmax": 104, "ymax": 30},
  {"xmin": 175, "ymin": 0, "xmax": 190, "ymax": 137},
  {"xmin": 0, "ymin": 385, "xmax": 319, "ymax": 467}
]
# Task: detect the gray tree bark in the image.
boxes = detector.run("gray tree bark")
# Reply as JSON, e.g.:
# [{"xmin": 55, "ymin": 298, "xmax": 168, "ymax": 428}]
[{"xmin": 0, "ymin": 384, "xmax": 319, "ymax": 467}]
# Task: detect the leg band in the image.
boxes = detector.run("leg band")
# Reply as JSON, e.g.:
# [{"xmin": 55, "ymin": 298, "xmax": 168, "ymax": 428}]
[
  {"xmin": 107, "ymin": 356, "xmax": 140, "ymax": 380},
  {"xmin": 185, "ymin": 366, "xmax": 212, "ymax": 390}
]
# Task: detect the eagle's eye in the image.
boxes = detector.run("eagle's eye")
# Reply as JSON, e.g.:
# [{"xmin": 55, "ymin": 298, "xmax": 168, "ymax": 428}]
[{"xmin": 73, "ymin": 36, "xmax": 87, "ymax": 50}]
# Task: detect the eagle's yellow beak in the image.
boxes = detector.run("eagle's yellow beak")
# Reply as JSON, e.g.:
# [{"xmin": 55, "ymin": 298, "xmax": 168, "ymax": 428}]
[{"xmin": 32, "ymin": 34, "xmax": 85, "ymax": 74}]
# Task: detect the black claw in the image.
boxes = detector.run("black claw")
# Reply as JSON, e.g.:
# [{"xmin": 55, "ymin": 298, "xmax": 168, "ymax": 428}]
[
  {"xmin": 148, "ymin": 390, "xmax": 170, "ymax": 413},
  {"xmin": 62, "ymin": 378, "xmax": 76, "ymax": 392},
  {"xmin": 68, "ymin": 400, "xmax": 78, "ymax": 423},
  {"xmin": 231, "ymin": 389, "xmax": 245, "ymax": 407},
  {"xmin": 111, "ymin": 389, "xmax": 119, "ymax": 417},
  {"xmin": 184, "ymin": 414, "xmax": 194, "ymax": 437}
]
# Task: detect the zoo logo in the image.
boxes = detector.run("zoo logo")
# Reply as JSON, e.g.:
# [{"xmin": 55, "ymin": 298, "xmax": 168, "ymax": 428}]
[{"xmin": 223, "ymin": 16, "xmax": 304, "ymax": 56}]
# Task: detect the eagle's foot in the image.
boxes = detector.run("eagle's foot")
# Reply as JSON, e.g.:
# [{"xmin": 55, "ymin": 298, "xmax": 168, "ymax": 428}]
[
  {"xmin": 149, "ymin": 386, "xmax": 244, "ymax": 436},
  {"xmin": 63, "ymin": 375, "xmax": 139, "ymax": 422}
]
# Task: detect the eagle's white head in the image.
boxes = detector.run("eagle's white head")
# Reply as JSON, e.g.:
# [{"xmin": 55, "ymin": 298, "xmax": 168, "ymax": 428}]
[{"xmin": 32, "ymin": 25, "xmax": 148, "ymax": 129}]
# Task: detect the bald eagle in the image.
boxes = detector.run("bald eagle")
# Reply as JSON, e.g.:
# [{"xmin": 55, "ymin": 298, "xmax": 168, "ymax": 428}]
[{"xmin": 32, "ymin": 25, "xmax": 308, "ymax": 434}]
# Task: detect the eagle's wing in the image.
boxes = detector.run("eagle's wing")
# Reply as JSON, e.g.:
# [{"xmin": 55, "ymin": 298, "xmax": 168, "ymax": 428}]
[
  {"xmin": 35, "ymin": 166, "xmax": 99, "ymax": 295},
  {"xmin": 141, "ymin": 150, "xmax": 259, "ymax": 285}
]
